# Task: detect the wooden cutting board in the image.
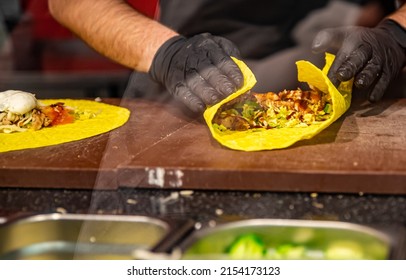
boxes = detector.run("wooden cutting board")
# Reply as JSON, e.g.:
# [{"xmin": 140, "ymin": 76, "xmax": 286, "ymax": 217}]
[{"xmin": 0, "ymin": 97, "xmax": 405, "ymax": 194}]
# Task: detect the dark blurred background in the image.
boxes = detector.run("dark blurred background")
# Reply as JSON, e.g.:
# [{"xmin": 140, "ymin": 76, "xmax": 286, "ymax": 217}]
[
  {"xmin": 0, "ymin": 0, "xmax": 403, "ymax": 99},
  {"xmin": 0, "ymin": 0, "xmax": 135, "ymax": 98}
]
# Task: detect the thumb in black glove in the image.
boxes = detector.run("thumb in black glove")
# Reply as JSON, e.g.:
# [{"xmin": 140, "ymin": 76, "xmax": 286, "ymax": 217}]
[
  {"xmin": 311, "ymin": 19, "xmax": 406, "ymax": 102},
  {"xmin": 149, "ymin": 33, "xmax": 243, "ymax": 112}
]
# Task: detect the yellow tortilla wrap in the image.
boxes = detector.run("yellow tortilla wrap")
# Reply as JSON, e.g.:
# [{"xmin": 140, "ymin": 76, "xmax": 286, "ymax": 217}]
[
  {"xmin": 204, "ymin": 54, "xmax": 352, "ymax": 151},
  {"xmin": 0, "ymin": 99, "xmax": 130, "ymax": 153}
]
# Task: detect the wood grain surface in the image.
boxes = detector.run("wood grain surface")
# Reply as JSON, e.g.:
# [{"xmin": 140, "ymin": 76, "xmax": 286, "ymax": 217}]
[{"xmin": 0, "ymin": 97, "xmax": 405, "ymax": 194}]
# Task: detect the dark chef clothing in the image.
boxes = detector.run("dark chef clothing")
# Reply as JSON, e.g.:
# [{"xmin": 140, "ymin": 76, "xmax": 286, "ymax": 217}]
[
  {"xmin": 159, "ymin": 0, "xmax": 331, "ymax": 59},
  {"xmin": 124, "ymin": 0, "xmax": 395, "ymax": 97},
  {"xmin": 158, "ymin": 0, "xmax": 383, "ymax": 59}
]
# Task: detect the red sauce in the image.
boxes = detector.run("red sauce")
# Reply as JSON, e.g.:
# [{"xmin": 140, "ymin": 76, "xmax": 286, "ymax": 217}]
[{"xmin": 42, "ymin": 103, "xmax": 75, "ymax": 126}]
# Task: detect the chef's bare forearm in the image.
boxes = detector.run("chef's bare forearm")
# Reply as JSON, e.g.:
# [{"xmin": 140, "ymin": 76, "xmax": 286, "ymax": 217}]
[
  {"xmin": 48, "ymin": 0, "xmax": 178, "ymax": 72},
  {"xmin": 388, "ymin": 1, "xmax": 406, "ymax": 28}
]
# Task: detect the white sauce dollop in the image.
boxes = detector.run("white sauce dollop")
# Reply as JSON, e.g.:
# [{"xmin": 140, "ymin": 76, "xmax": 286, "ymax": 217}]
[{"xmin": 0, "ymin": 90, "xmax": 38, "ymax": 115}]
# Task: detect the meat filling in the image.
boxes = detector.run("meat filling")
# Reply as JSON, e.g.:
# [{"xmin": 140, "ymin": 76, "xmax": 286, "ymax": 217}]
[
  {"xmin": 0, "ymin": 102, "xmax": 74, "ymax": 133},
  {"xmin": 213, "ymin": 86, "xmax": 332, "ymax": 131}
]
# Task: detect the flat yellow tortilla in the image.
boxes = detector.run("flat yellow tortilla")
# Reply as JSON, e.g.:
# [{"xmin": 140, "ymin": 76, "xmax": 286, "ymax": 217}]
[
  {"xmin": 0, "ymin": 99, "xmax": 130, "ymax": 153},
  {"xmin": 204, "ymin": 54, "xmax": 352, "ymax": 151}
]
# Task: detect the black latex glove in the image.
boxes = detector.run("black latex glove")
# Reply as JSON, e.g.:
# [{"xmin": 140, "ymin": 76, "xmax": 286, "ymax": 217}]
[
  {"xmin": 149, "ymin": 33, "xmax": 243, "ymax": 112},
  {"xmin": 312, "ymin": 19, "xmax": 406, "ymax": 102}
]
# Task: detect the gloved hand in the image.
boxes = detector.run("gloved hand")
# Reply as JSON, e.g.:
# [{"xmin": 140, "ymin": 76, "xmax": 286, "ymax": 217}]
[
  {"xmin": 312, "ymin": 19, "xmax": 406, "ymax": 102},
  {"xmin": 149, "ymin": 33, "xmax": 243, "ymax": 112}
]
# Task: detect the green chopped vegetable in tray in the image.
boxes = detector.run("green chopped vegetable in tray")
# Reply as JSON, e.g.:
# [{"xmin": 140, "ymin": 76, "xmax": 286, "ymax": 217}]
[
  {"xmin": 226, "ymin": 234, "xmax": 265, "ymax": 259},
  {"xmin": 225, "ymin": 234, "xmax": 373, "ymax": 260},
  {"xmin": 183, "ymin": 224, "xmax": 389, "ymax": 260}
]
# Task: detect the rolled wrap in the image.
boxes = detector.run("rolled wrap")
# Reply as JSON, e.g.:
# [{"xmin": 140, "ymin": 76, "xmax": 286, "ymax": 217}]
[{"xmin": 203, "ymin": 54, "xmax": 352, "ymax": 151}]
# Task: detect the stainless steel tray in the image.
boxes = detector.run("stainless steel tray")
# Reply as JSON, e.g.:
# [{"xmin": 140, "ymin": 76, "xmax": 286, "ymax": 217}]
[
  {"xmin": 0, "ymin": 213, "xmax": 191, "ymax": 260},
  {"xmin": 180, "ymin": 219, "xmax": 402, "ymax": 260}
]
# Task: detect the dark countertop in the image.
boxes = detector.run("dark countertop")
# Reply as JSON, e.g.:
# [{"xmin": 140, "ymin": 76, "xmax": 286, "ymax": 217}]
[{"xmin": 1, "ymin": 187, "xmax": 405, "ymax": 228}]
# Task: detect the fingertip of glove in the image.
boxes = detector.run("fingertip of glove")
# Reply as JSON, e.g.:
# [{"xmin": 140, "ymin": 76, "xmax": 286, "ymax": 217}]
[
  {"xmin": 184, "ymin": 101, "xmax": 205, "ymax": 113},
  {"xmin": 337, "ymin": 70, "xmax": 352, "ymax": 82},
  {"xmin": 368, "ymin": 91, "xmax": 383, "ymax": 103},
  {"xmin": 311, "ymin": 41, "xmax": 322, "ymax": 52},
  {"xmin": 194, "ymin": 103, "xmax": 206, "ymax": 113},
  {"xmin": 235, "ymin": 75, "xmax": 244, "ymax": 88},
  {"xmin": 327, "ymin": 72, "xmax": 340, "ymax": 88},
  {"xmin": 368, "ymin": 95, "xmax": 377, "ymax": 103},
  {"xmin": 210, "ymin": 94, "xmax": 222, "ymax": 103},
  {"xmin": 223, "ymin": 83, "xmax": 237, "ymax": 96},
  {"xmin": 354, "ymin": 77, "xmax": 368, "ymax": 89},
  {"xmin": 311, "ymin": 32, "xmax": 327, "ymax": 52}
]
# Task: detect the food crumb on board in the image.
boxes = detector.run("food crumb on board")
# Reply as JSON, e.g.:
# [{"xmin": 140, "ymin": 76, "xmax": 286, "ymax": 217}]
[
  {"xmin": 160, "ymin": 192, "xmax": 179, "ymax": 203},
  {"xmin": 151, "ymin": 192, "xmax": 180, "ymax": 215},
  {"xmin": 94, "ymin": 97, "xmax": 102, "ymax": 102},
  {"xmin": 126, "ymin": 198, "xmax": 137, "ymax": 205},
  {"xmin": 208, "ymin": 220, "xmax": 217, "ymax": 227},
  {"xmin": 253, "ymin": 193, "xmax": 262, "ymax": 198},
  {"xmin": 56, "ymin": 207, "xmax": 67, "ymax": 214},
  {"xmin": 215, "ymin": 208, "xmax": 224, "ymax": 216},
  {"xmin": 312, "ymin": 202, "xmax": 324, "ymax": 209},
  {"xmin": 180, "ymin": 190, "xmax": 194, "ymax": 197}
]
